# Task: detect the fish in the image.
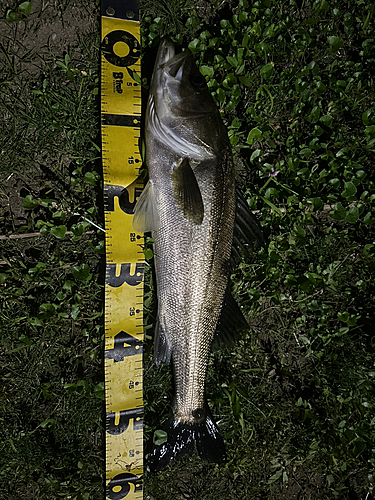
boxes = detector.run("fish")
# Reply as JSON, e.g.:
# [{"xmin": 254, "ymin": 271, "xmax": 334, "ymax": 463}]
[{"xmin": 133, "ymin": 38, "xmax": 263, "ymax": 472}]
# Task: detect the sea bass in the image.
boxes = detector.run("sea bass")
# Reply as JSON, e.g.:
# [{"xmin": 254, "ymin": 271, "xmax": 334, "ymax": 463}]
[{"xmin": 133, "ymin": 38, "xmax": 262, "ymax": 472}]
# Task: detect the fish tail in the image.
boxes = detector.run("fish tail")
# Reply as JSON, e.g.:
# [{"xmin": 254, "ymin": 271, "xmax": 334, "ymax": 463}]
[{"xmin": 147, "ymin": 410, "xmax": 226, "ymax": 472}]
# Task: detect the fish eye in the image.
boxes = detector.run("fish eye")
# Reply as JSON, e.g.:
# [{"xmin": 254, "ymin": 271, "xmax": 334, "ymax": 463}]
[{"xmin": 190, "ymin": 74, "xmax": 206, "ymax": 89}]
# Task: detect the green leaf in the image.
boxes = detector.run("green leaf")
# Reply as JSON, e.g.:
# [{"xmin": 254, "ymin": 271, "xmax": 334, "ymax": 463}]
[
  {"xmin": 144, "ymin": 248, "xmax": 153, "ymax": 260},
  {"xmin": 71, "ymin": 304, "xmax": 80, "ymax": 320},
  {"xmin": 265, "ymin": 187, "xmax": 279, "ymax": 200},
  {"xmin": 353, "ymin": 438, "xmax": 366, "ymax": 456},
  {"xmin": 308, "ymin": 105, "xmax": 320, "ymax": 123},
  {"xmin": 239, "ymin": 11, "xmax": 248, "ymax": 23},
  {"xmin": 153, "ymin": 429, "xmax": 168, "ymax": 446},
  {"xmin": 40, "ymin": 419, "xmax": 55, "ymax": 429},
  {"xmin": 260, "ymin": 196, "xmax": 283, "ymax": 216},
  {"xmin": 94, "ymin": 382, "xmax": 105, "ymax": 400},
  {"xmin": 38, "ymin": 303, "xmax": 56, "ymax": 319},
  {"xmin": 328, "ymin": 36, "xmax": 344, "ymax": 53},
  {"xmin": 227, "ymin": 56, "xmax": 238, "ymax": 67},
  {"xmin": 307, "ymin": 197, "xmax": 323, "ymax": 211},
  {"xmin": 84, "ymin": 171, "xmax": 97, "ymax": 185},
  {"xmin": 0, "ymin": 273, "xmax": 8, "ymax": 285},
  {"xmin": 241, "ymin": 33, "xmax": 250, "ymax": 48},
  {"xmin": 63, "ymin": 383, "xmax": 76, "ymax": 395},
  {"xmin": 58, "ymin": 312, "xmax": 70, "ymax": 319},
  {"xmin": 50, "ymin": 225, "xmax": 67, "ymax": 239},
  {"xmin": 28, "ymin": 317, "xmax": 43, "ymax": 327},
  {"xmin": 330, "ymin": 203, "xmax": 346, "ymax": 221},
  {"xmin": 363, "ymin": 212, "xmax": 375, "ymax": 224},
  {"xmin": 299, "ymin": 148, "xmax": 312, "ymax": 160},
  {"xmin": 260, "ymin": 63, "xmax": 274, "ymax": 80},
  {"xmin": 314, "ymin": 81, "xmax": 327, "ymax": 95},
  {"xmin": 22, "ymin": 194, "xmax": 39, "ymax": 209},
  {"xmin": 338, "ymin": 311, "xmax": 349, "ymax": 323},
  {"xmin": 345, "ymin": 206, "xmax": 359, "ymax": 223},
  {"xmin": 55, "ymin": 60, "xmax": 66, "ymax": 69},
  {"xmin": 363, "ymin": 244, "xmax": 374, "ymax": 257},
  {"xmin": 63, "ymin": 280, "xmax": 75, "ymax": 291},
  {"xmin": 326, "ymin": 474, "xmax": 334, "ymax": 485},
  {"xmin": 72, "ymin": 263, "xmax": 90, "ymax": 281},
  {"xmin": 216, "ymin": 88, "xmax": 225, "ymax": 102},
  {"xmin": 308, "ymin": 60, "xmax": 319, "ymax": 75},
  {"xmin": 268, "ymin": 469, "xmax": 283, "ymax": 484},
  {"xmin": 294, "ymin": 225, "xmax": 306, "ymax": 238},
  {"xmin": 199, "ymin": 65, "xmax": 214, "ymax": 78},
  {"xmin": 313, "ymin": 125, "xmax": 323, "ymax": 136},
  {"xmin": 362, "ymin": 109, "xmax": 373, "ymax": 126},
  {"xmin": 365, "ymin": 125, "xmax": 375, "ymax": 140},
  {"xmin": 19, "ymin": 2, "xmax": 32, "ymax": 15},
  {"xmin": 329, "ymin": 177, "xmax": 340, "ymax": 188},
  {"xmin": 250, "ymin": 149, "xmax": 262, "ymax": 162},
  {"xmin": 239, "ymin": 75, "xmax": 252, "ymax": 87},
  {"xmin": 71, "ymin": 223, "xmax": 85, "ymax": 237},
  {"xmin": 188, "ymin": 39, "xmax": 199, "ymax": 51},
  {"xmin": 320, "ymin": 115, "xmax": 332, "ymax": 126},
  {"xmin": 220, "ymin": 19, "xmax": 231, "ymax": 29},
  {"xmin": 336, "ymin": 147, "xmax": 350, "ymax": 158},
  {"xmin": 247, "ymin": 127, "xmax": 263, "ymax": 145},
  {"xmin": 341, "ymin": 181, "xmax": 357, "ymax": 199},
  {"xmin": 6, "ymin": 9, "xmax": 21, "ymax": 22}
]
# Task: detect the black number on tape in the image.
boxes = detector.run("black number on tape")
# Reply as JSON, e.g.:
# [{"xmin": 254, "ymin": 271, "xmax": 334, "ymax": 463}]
[
  {"xmin": 106, "ymin": 408, "xmax": 143, "ymax": 435},
  {"xmin": 102, "ymin": 30, "xmax": 140, "ymax": 67},
  {"xmin": 107, "ymin": 472, "xmax": 142, "ymax": 499},
  {"xmin": 105, "ymin": 331, "xmax": 143, "ymax": 362},
  {"xmin": 106, "ymin": 263, "xmax": 144, "ymax": 287},
  {"xmin": 104, "ymin": 184, "xmax": 143, "ymax": 214}
]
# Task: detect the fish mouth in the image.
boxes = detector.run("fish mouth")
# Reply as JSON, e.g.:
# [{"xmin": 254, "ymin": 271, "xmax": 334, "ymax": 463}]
[
  {"xmin": 155, "ymin": 38, "xmax": 176, "ymax": 67},
  {"xmin": 154, "ymin": 38, "xmax": 191, "ymax": 84},
  {"xmin": 147, "ymin": 38, "xmax": 218, "ymax": 160}
]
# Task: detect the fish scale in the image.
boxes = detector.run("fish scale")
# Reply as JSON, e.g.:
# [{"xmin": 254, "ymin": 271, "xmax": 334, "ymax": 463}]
[
  {"xmin": 158, "ymin": 152, "xmax": 234, "ymax": 407},
  {"xmin": 133, "ymin": 38, "xmax": 262, "ymax": 472}
]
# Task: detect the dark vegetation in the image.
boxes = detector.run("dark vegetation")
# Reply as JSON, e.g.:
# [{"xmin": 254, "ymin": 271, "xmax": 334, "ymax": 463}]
[{"xmin": 0, "ymin": 0, "xmax": 374, "ymax": 499}]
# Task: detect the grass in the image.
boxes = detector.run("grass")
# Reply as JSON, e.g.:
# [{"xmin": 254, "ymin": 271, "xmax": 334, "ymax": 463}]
[{"xmin": 1, "ymin": 0, "xmax": 375, "ymax": 499}]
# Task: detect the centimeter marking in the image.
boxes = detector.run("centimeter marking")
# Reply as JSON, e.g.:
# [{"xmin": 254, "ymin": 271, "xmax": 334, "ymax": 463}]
[{"xmin": 101, "ymin": 2, "xmax": 144, "ymax": 499}]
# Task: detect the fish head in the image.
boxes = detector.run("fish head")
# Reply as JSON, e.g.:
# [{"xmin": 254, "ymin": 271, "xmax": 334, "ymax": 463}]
[{"xmin": 147, "ymin": 38, "xmax": 227, "ymax": 161}]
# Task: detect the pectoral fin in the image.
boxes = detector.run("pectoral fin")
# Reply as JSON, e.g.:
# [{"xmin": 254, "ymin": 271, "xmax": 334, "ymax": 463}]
[
  {"xmin": 172, "ymin": 158, "xmax": 204, "ymax": 224},
  {"xmin": 132, "ymin": 180, "xmax": 160, "ymax": 233}
]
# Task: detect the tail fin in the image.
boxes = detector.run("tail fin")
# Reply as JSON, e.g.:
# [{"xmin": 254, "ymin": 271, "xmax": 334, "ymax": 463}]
[{"xmin": 148, "ymin": 411, "xmax": 226, "ymax": 472}]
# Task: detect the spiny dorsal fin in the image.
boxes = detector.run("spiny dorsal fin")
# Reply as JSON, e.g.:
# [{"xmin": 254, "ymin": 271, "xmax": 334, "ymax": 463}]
[
  {"xmin": 132, "ymin": 180, "xmax": 160, "ymax": 233},
  {"xmin": 172, "ymin": 158, "xmax": 204, "ymax": 224}
]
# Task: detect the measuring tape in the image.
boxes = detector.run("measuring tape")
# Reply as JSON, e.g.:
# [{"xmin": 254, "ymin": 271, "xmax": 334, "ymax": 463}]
[{"xmin": 101, "ymin": 1, "xmax": 144, "ymax": 498}]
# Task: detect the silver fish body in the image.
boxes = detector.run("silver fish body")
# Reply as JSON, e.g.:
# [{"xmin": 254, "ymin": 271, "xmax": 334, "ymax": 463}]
[{"xmin": 133, "ymin": 39, "xmax": 255, "ymax": 471}]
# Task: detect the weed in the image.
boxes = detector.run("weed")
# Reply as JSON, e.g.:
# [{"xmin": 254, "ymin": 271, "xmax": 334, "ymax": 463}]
[{"xmin": 1, "ymin": 0, "xmax": 374, "ymax": 499}]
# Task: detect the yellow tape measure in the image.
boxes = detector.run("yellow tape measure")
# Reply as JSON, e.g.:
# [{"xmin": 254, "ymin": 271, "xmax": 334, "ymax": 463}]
[{"xmin": 101, "ymin": 1, "xmax": 144, "ymax": 498}]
